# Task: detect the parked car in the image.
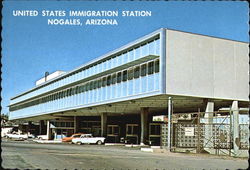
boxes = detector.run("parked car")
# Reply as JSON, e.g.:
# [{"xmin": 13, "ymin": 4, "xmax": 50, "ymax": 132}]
[
  {"xmin": 36, "ymin": 135, "xmax": 49, "ymax": 140},
  {"xmin": 27, "ymin": 134, "xmax": 36, "ymax": 138},
  {"xmin": 72, "ymin": 134, "xmax": 105, "ymax": 145},
  {"xmin": 5, "ymin": 133, "xmax": 28, "ymax": 140},
  {"xmin": 62, "ymin": 133, "xmax": 84, "ymax": 142}
]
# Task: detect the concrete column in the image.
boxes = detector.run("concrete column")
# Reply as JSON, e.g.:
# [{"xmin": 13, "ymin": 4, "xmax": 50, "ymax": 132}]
[
  {"xmin": 232, "ymin": 101, "xmax": 239, "ymax": 156},
  {"xmin": 140, "ymin": 107, "xmax": 149, "ymax": 145},
  {"xmin": 167, "ymin": 97, "xmax": 172, "ymax": 150},
  {"xmin": 74, "ymin": 116, "xmax": 80, "ymax": 133},
  {"xmin": 39, "ymin": 120, "xmax": 45, "ymax": 135},
  {"xmin": 101, "ymin": 113, "xmax": 107, "ymax": 137},
  {"xmin": 204, "ymin": 101, "xmax": 214, "ymax": 149},
  {"xmin": 46, "ymin": 120, "xmax": 51, "ymax": 140}
]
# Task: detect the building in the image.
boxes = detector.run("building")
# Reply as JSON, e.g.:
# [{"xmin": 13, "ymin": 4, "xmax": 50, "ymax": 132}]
[{"xmin": 9, "ymin": 29, "xmax": 249, "ymax": 155}]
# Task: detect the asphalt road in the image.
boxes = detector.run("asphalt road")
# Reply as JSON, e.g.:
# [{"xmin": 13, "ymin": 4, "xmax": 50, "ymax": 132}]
[{"xmin": 1, "ymin": 140, "xmax": 248, "ymax": 170}]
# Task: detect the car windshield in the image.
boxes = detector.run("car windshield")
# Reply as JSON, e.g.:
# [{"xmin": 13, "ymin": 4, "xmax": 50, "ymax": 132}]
[{"xmin": 73, "ymin": 135, "xmax": 81, "ymax": 138}]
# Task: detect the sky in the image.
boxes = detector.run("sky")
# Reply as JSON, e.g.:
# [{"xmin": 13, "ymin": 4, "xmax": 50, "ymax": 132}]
[{"xmin": 1, "ymin": 1, "xmax": 249, "ymax": 115}]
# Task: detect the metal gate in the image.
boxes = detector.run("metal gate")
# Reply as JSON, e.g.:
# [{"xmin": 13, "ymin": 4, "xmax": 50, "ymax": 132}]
[{"xmin": 170, "ymin": 111, "xmax": 234, "ymax": 155}]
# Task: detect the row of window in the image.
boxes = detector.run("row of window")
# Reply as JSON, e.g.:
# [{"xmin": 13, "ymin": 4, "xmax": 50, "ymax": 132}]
[
  {"xmin": 10, "ymin": 59, "xmax": 160, "ymax": 112},
  {"xmin": 11, "ymin": 36, "xmax": 160, "ymax": 104},
  {"xmin": 50, "ymin": 121, "xmax": 74, "ymax": 128}
]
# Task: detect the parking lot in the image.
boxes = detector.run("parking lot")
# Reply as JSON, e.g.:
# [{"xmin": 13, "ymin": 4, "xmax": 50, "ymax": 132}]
[{"xmin": 1, "ymin": 139, "xmax": 248, "ymax": 170}]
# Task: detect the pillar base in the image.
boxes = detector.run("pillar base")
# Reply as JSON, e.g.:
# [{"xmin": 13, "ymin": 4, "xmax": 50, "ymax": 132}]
[{"xmin": 140, "ymin": 143, "xmax": 146, "ymax": 146}]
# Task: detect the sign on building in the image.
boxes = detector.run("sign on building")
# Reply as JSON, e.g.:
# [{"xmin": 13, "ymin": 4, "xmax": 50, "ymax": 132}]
[
  {"xmin": 185, "ymin": 127, "xmax": 194, "ymax": 136},
  {"xmin": 153, "ymin": 115, "xmax": 167, "ymax": 122}
]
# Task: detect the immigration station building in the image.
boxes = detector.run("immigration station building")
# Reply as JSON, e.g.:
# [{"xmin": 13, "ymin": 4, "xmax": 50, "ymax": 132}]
[{"xmin": 9, "ymin": 29, "xmax": 249, "ymax": 155}]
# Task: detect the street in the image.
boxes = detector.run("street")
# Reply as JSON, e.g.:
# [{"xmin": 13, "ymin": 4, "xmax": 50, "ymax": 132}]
[{"xmin": 1, "ymin": 140, "xmax": 248, "ymax": 170}]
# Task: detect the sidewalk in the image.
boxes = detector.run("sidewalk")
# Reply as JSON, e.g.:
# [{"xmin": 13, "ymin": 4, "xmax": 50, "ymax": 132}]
[{"xmin": 33, "ymin": 139, "xmax": 62, "ymax": 144}]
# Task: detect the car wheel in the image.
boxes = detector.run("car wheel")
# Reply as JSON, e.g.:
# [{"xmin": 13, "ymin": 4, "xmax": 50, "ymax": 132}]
[
  {"xmin": 76, "ymin": 141, "xmax": 82, "ymax": 145},
  {"xmin": 97, "ymin": 140, "xmax": 102, "ymax": 145},
  {"xmin": 19, "ymin": 137, "xmax": 23, "ymax": 140}
]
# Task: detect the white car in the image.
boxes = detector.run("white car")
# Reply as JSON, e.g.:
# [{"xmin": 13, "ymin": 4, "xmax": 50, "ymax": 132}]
[
  {"xmin": 5, "ymin": 133, "xmax": 28, "ymax": 140},
  {"xmin": 37, "ymin": 135, "xmax": 49, "ymax": 140},
  {"xmin": 72, "ymin": 134, "xmax": 105, "ymax": 145}
]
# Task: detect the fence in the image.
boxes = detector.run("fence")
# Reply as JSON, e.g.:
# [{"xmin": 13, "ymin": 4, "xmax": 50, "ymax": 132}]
[{"xmin": 161, "ymin": 111, "xmax": 249, "ymax": 156}]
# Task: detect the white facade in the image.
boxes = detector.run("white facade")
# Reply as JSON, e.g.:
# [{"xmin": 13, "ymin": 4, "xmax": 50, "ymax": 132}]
[
  {"xmin": 166, "ymin": 30, "xmax": 249, "ymax": 101},
  {"xmin": 36, "ymin": 71, "xmax": 66, "ymax": 86}
]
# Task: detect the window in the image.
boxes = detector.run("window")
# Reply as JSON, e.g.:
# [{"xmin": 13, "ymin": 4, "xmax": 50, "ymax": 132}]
[
  {"xmin": 141, "ymin": 64, "xmax": 147, "ymax": 77},
  {"xmin": 102, "ymin": 77, "xmax": 107, "ymax": 87},
  {"xmin": 82, "ymin": 84, "xmax": 86, "ymax": 92},
  {"xmin": 117, "ymin": 72, "xmax": 122, "ymax": 83},
  {"xmin": 79, "ymin": 85, "xmax": 83, "ymax": 93},
  {"xmin": 86, "ymin": 82, "xmax": 90, "ymax": 91},
  {"xmin": 155, "ymin": 59, "xmax": 159, "ymax": 73},
  {"xmin": 66, "ymin": 89, "xmax": 70, "ymax": 96},
  {"xmin": 72, "ymin": 88, "xmax": 76, "ymax": 95},
  {"xmin": 107, "ymin": 75, "xmax": 111, "ymax": 86},
  {"xmin": 122, "ymin": 70, "xmax": 127, "ymax": 81},
  {"xmin": 75, "ymin": 86, "xmax": 79, "ymax": 94},
  {"xmin": 150, "ymin": 124, "xmax": 161, "ymax": 135},
  {"xmin": 148, "ymin": 61, "xmax": 154, "ymax": 75},
  {"xmin": 98, "ymin": 79, "xmax": 102, "ymax": 88},
  {"xmin": 134, "ymin": 66, "xmax": 140, "ymax": 79},
  {"xmin": 112, "ymin": 74, "xmax": 116, "ymax": 84},
  {"xmin": 128, "ymin": 69, "xmax": 133, "ymax": 80},
  {"xmin": 90, "ymin": 81, "xmax": 93, "ymax": 90},
  {"xmin": 94, "ymin": 80, "xmax": 98, "ymax": 89}
]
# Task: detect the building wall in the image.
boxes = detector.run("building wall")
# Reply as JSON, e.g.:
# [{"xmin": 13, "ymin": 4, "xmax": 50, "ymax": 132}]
[
  {"xmin": 166, "ymin": 30, "xmax": 249, "ymax": 101},
  {"xmin": 11, "ymin": 36, "xmax": 160, "ymax": 105},
  {"xmin": 9, "ymin": 32, "xmax": 162, "ymax": 120}
]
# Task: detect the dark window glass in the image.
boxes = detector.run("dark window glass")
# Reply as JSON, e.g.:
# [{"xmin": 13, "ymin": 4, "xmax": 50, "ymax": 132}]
[
  {"xmin": 117, "ymin": 72, "xmax": 122, "ymax": 83},
  {"xmin": 90, "ymin": 81, "xmax": 93, "ymax": 90},
  {"xmin": 72, "ymin": 88, "xmax": 76, "ymax": 95},
  {"xmin": 102, "ymin": 77, "xmax": 107, "ymax": 87},
  {"xmin": 75, "ymin": 86, "xmax": 79, "ymax": 94},
  {"xmin": 69, "ymin": 88, "xmax": 73, "ymax": 95},
  {"xmin": 134, "ymin": 66, "xmax": 140, "ymax": 78},
  {"xmin": 86, "ymin": 83, "xmax": 90, "ymax": 91},
  {"xmin": 63, "ymin": 91, "xmax": 66, "ymax": 97},
  {"xmin": 128, "ymin": 69, "xmax": 133, "ymax": 80},
  {"xmin": 78, "ymin": 86, "xmax": 82, "ymax": 93},
  {"xmin": 112, "ymin": 74, "xmax": 116, "ymax": 84},
  {"xmin": 155, "ymin": 59, "xmax": 159, "ymax": 73},
  {"xmin": 94, "ymin": 80, "xmax": 98, "ymax": 89},
  {"xmin": 107, "ymin": 75, "xmax": 111, "ymax": 86},
  {"xmin": 122, "ymin": 70, "xmax": 128, "ymax": 81},
  {"xmin": 66, "ymin": 89, "xmax": 70, "ymax": 96},
  {"xmin": 98, "ymin": 79, "xmax": 102, "ymax": 88},
  {"xmin": 148, "ymin": 61, "xmax": 154, "ymax": 75},
  {"xmin": 141, "ymin": 64, "xmax": 147, "ymax": 77},
  {"xmin": 82, "ymin": 85, "xmax": 86, "ymax": 92}
]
